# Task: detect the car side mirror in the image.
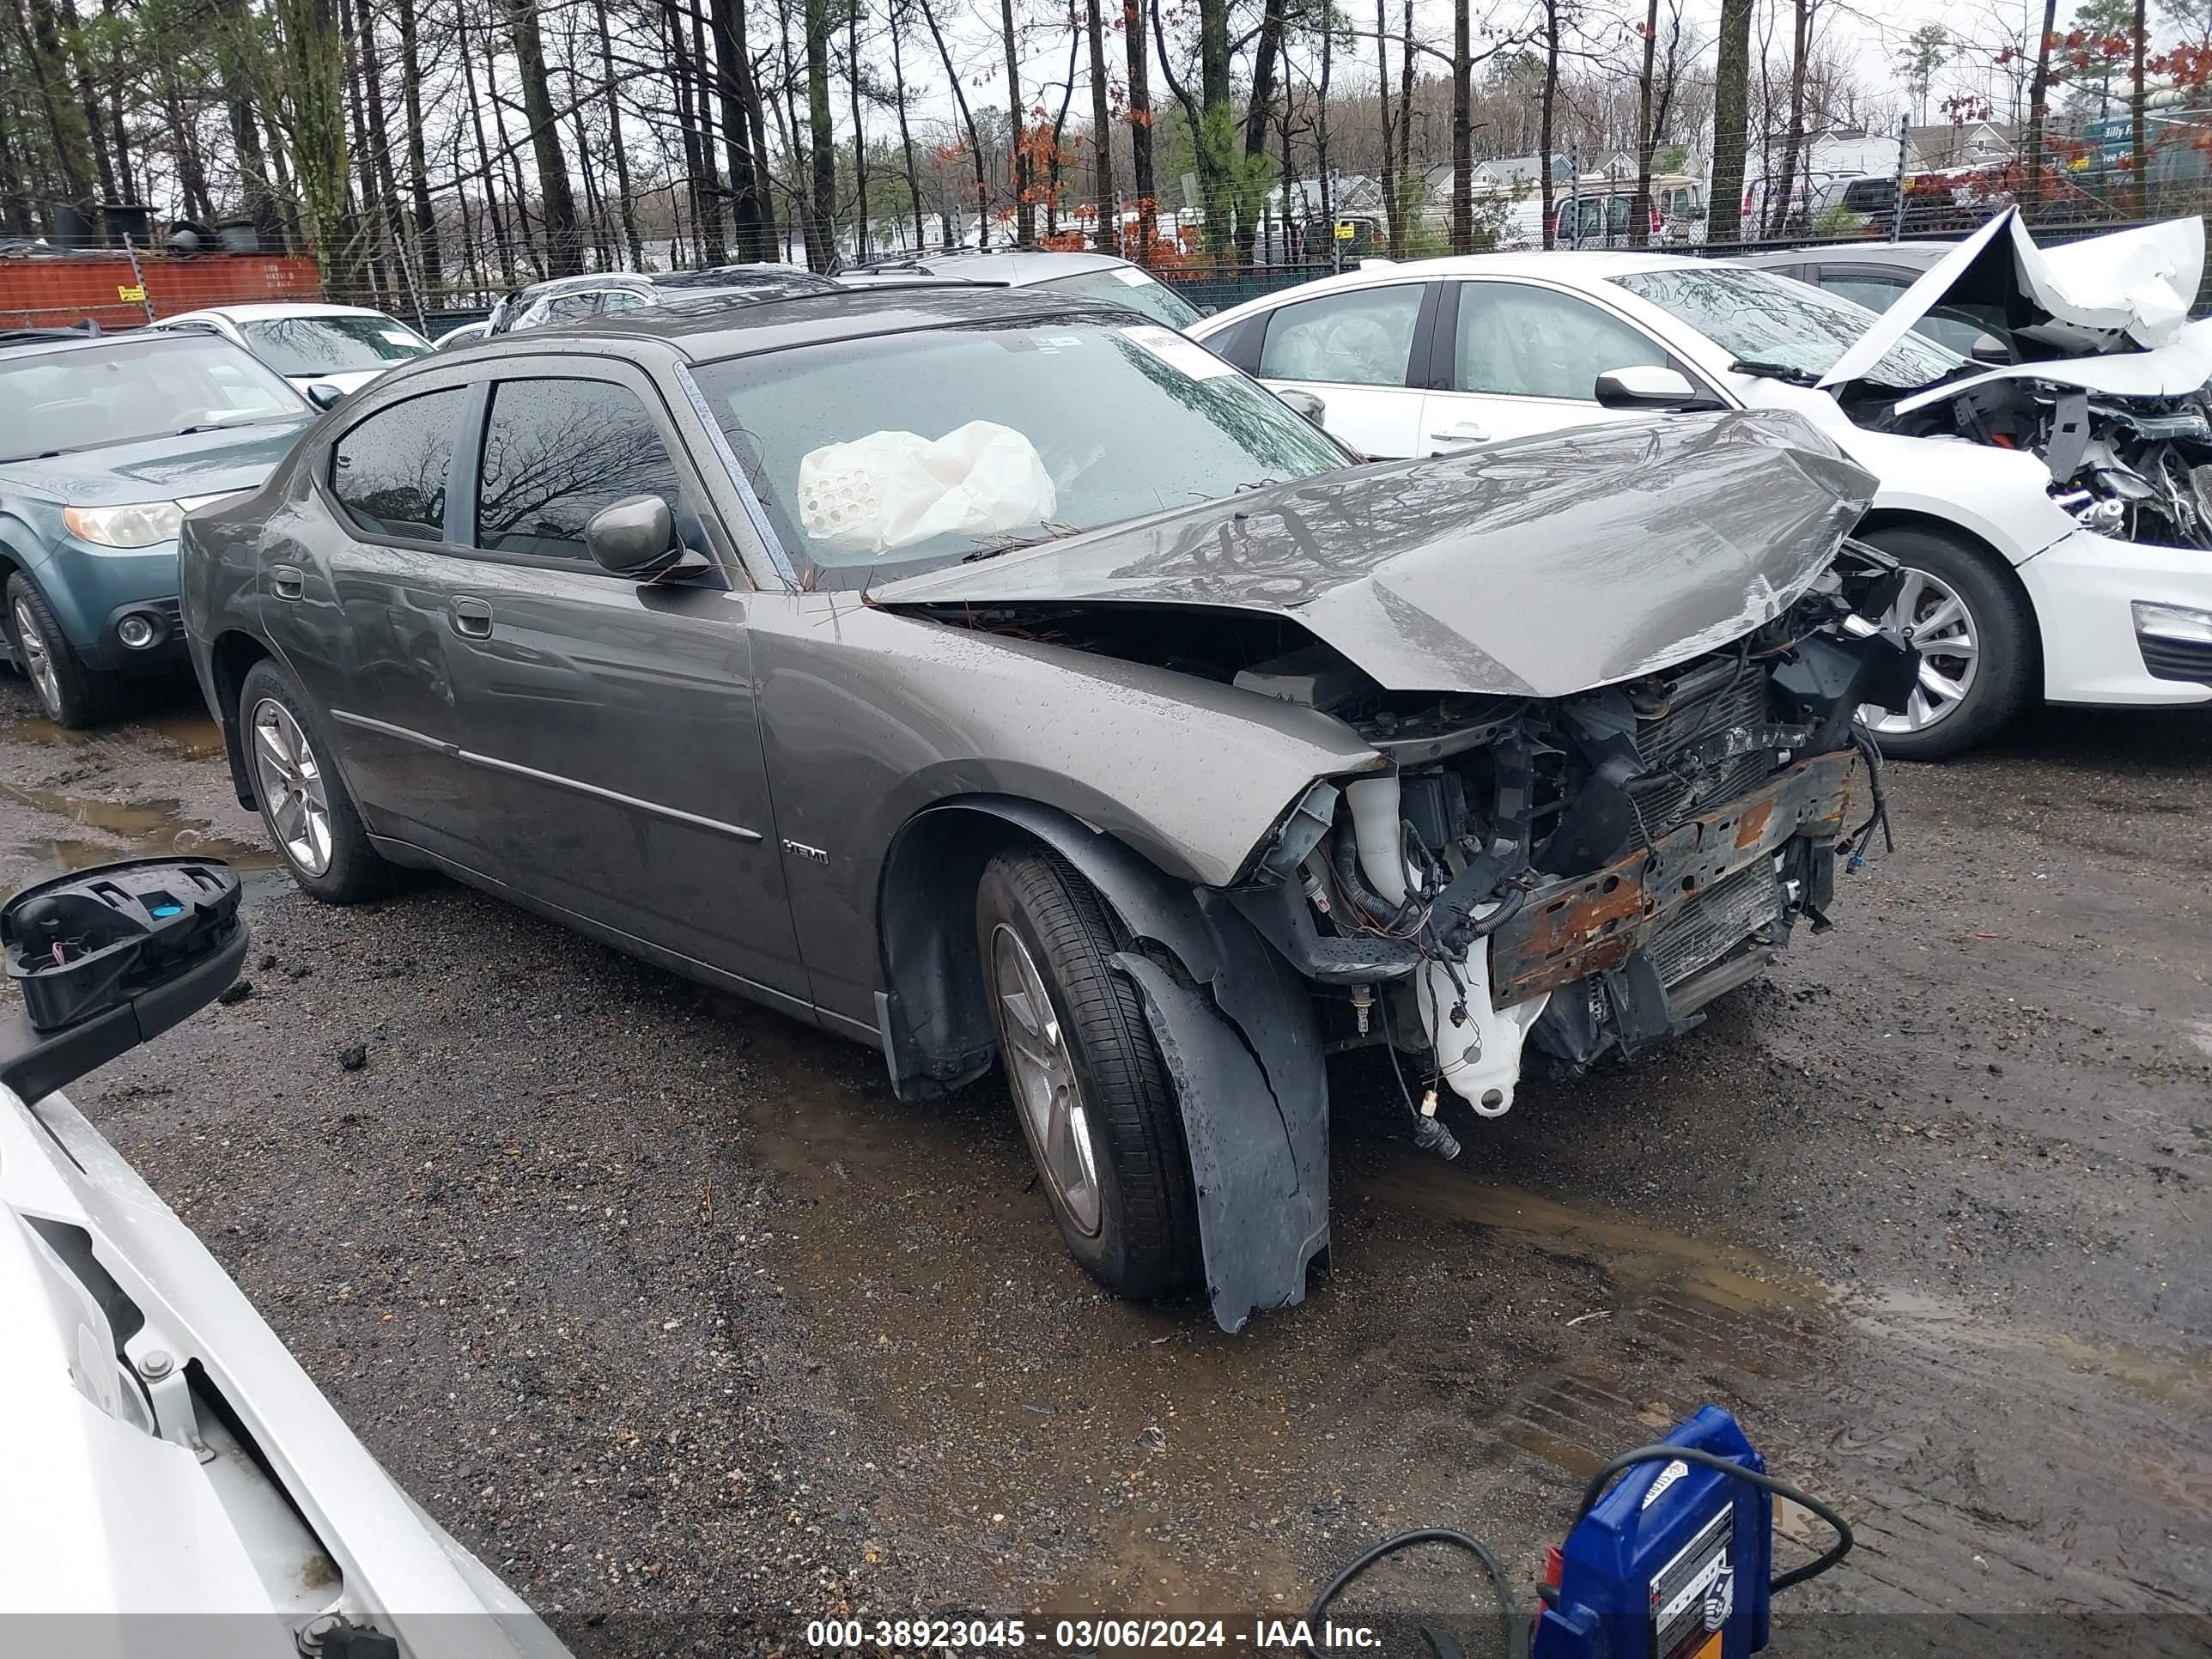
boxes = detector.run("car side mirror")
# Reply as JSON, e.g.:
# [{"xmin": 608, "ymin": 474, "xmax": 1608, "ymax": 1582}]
[
  {"xmin": 1276, "ymin": 386, "xmax": 1328, "ymax": 428},
  {"xmin": 304, "ymin": 380, "xmax": 344, "ymax": 410},
  {"xmin": 1, "ymin": 860, "xmax": 247, "ymax": 1103},
  {"xmin": 1594, "ymin": 365, "xmax": 1723, "ymax": 412},
  {"xmin": 585, "ymin": 493, "xmax": 698, "ymax": 579},
  {"xmin": 1969, "ymin": 331, "xmax": 2012, "ymax": 365}
]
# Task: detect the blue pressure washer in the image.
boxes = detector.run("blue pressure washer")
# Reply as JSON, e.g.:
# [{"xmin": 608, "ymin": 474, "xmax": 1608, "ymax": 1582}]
[{"xmin": 1304, "ymin": 1407, "xmax": 1852, "ymax": 1659}]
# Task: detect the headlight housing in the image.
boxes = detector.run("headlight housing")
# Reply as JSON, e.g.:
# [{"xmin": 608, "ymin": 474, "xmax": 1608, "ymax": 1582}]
[{"xmin": 63, "ymin": 501, "xmax": 186, "ymax": 549}]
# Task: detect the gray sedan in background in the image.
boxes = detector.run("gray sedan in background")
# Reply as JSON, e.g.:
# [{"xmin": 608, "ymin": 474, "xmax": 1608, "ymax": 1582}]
[{"xmin": 179, "ymin": 286, "xmax": 1913, "ymax": 1332}]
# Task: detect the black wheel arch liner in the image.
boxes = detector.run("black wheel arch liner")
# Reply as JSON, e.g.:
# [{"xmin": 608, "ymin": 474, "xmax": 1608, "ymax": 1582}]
[{"xmin": 875, "ymin": 794, "xmax": 1329, "ymax": 1333}]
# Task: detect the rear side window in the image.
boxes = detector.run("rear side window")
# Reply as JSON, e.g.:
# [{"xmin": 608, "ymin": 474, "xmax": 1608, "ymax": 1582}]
[
  {"xmin": 473, "ymin": 379, "xmax": 683, "ymax": 561},
  {"xmin": 330, "ymin": 386, "xmax": 467, "ymax": 542},
  {"xmin": 1256, "ymin": 283, "xmax": 1423, "ymax": 387}
]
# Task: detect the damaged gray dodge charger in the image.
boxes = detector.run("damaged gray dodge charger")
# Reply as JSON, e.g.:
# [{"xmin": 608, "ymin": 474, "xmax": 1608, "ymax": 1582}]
[{"xmin": 179, "ymin": 288, "xmax": 1917, "ymax": 1331}]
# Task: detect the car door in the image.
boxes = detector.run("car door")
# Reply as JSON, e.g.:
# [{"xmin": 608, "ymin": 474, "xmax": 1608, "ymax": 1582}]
[
  {"xmin": 429, "ymin": 357, "xmax": 806, "ymax": 1006},
  {"xmin": 1418, "ymin": 276, "xmax": 1701, "ymax": 450},
  {"xmin": 1244, "ymin": 279, "xmax": 1435, "ymax": 458},
  {"xmin": 275, "ymin": 375, "xmax": 485, "ymax": 866}
]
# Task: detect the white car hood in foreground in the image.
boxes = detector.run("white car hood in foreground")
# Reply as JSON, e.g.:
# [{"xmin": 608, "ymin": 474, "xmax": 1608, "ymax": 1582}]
[
  {"xmin": 0, "ymin": 1083, "xmax": 569, "ymax": 1659},
  {"xmin": 1888, "ymin": 315, "xmax": 2212, "ymax": 416},
  {"xmin": 1818, "ymin": 209, "xmax": 2206, "ymax": 389}
]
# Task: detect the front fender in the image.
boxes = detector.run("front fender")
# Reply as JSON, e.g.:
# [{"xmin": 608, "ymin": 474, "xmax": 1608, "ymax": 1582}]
[{"xmin": 876, "ymin": 796, "xmax": 1328, "ymax": 1334}]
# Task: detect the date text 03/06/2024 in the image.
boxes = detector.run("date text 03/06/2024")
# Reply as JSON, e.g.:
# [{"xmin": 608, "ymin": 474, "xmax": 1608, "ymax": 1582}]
[{"xmin": 802, "ymin": 1617, "xmax": 1385, "ymax": 1650}]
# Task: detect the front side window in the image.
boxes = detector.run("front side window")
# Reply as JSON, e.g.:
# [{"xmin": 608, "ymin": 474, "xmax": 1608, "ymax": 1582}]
[
  {"xmin": 242, "ymin": 314, "xmax": 432, "ymax": 375},
  {"xmin": 1454, "ymin": 283, "xmax": 1670, "ymax": 400},
  {"xmin": 0, "ymin": 337, "xmax": 307, "ymax": 463},
  {"xmin": 474, "ymin": 379, "xmax": 683, "ymax": 561},
  {"xmin": 330, "ymin": 386, "xmax": 469, "ymax": 542},
  {"xmin": 1255, "ymin": 284, "xmax": 1423, "ymax": 387},
  {"xmin": 1035, "ymin": 266, "xmax": 1206, "ymax": 330},
  {"xmin": 1612, "ymin": 265, "xmax": 1966, "ymax": 392},
  {"xmin": 692, "ymin": 319, "xmax": 1348, "ymax": 587}
]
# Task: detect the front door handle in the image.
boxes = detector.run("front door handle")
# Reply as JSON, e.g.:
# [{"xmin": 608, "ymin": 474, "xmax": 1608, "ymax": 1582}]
[
  {"xmin": 451, "ymin": 596, "xmax": 493, "ymax": 640},
  {"xmin": 1428, "ymin": 422, "xmax": 1490, "ymax": 452},
  {"xmin": 271, "ymin": 563, "xmax": 304, "ymax": 601}
]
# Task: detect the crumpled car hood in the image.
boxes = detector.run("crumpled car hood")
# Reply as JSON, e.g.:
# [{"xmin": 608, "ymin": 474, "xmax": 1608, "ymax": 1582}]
[
  {"xmin": 875, "ymin": 410, "xmax": 1875, "ymax": 699},
  {"xmin": 1889, "ymin": 315, "xmax": 2212, "ymax": 416},
  {"xmin": 1819, "ymin": 209, "xmax": 2204, "ymax": 390}
]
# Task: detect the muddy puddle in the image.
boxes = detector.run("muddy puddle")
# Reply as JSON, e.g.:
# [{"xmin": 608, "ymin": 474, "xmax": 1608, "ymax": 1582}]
[
  {"xmin": 3, "ymin": 703, "xmax": 225, "ymax": 758},
  {"xmin": 732, "ymin": 1011, "xmax": 1849, "ymax": 1614},
  {"xmin": 2, "ymin": 778, "xmax": 278, "ymax": 884}
]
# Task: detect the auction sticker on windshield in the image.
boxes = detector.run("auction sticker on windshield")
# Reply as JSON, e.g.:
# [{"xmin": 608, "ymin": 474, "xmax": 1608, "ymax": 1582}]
[{"xmin": 1122, "ymin": 323, "xmax": 1233, "ymax": 380}]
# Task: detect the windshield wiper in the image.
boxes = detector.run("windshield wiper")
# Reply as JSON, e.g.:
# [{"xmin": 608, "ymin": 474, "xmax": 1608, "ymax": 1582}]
[
  {"xmin": 959, "ymin": 522, "xmax": 1082, "ymax": 562},
  {"xmin": 1730, "ymin": 357, "xmax": 1821, "ymax": 386}
]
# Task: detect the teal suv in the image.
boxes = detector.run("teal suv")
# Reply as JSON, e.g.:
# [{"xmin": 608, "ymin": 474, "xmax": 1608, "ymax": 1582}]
[{"xmin": 1, "ymin": 328, "xmax": 313, "ymax": 726}]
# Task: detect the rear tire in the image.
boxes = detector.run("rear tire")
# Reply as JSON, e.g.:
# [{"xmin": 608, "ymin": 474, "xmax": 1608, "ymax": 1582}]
[
  {"xmin": 6, "ymin": 574, "xmax": 112, "ymax": 728},
  {"xmin": 239, "ymin": 657, "xmax": 392, "ymax": 903},
  {"xmin": 1855, "ymin": 525, "xmax": 2037, "ymax": 761},
  {"xmin": 976, "ymin": 850, "xmax": 1201, "ymax": 1300}
]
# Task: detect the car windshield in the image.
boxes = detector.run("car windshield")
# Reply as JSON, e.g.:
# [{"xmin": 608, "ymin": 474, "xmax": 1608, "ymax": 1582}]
[
  {"xmin": 1033, "ymin": 267, "xmax": 1206, "ymax": 330},
  {"xmin": 241, "ymin": 313, "xmax": 432, "ymax": 374},
  {"xmin": 0, "ymin": 337, "xmax": 307, "ymax": 462},
  {"xmin": 693, "ymin": 319, "xmax": 1348, "ymax": 587},
  {"xmin": 1610, "ymin": 265, "xmax": 1966, "ymax": 392}
]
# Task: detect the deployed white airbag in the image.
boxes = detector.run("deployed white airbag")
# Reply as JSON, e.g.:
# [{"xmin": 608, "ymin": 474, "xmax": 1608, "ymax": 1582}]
[{"xmin": 797, "ymin": 419, "xmax": 1057, "ymax": 554}]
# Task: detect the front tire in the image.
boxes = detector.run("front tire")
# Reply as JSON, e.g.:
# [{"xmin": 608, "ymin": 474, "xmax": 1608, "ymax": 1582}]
[
  {"xmin": 239, "ymin": 657, "xmax": 392, "ymax": 903},
  {"xmin": 976, "ymin": 850, "xmax": 1201, "ymax": 1301},
  {"xmin": 6, "ymin": 574, "xmax": 112, "ymax": 728},
  {"xmin": 1855, "ymin": 526, "xmax": 2037, "ymax": 761}
]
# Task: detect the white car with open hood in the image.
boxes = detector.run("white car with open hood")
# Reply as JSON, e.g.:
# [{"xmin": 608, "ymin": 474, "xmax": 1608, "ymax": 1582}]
[
  {"xmin": 1191, "ymin": 216, "xmax": 2212, "ymax": 757},
  {"xmin": 0, "ymin": 858, "xmax": 568, "ymax": 1659}
]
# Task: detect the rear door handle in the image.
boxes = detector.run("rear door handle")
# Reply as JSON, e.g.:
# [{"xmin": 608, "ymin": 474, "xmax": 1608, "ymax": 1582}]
[
  {"xmin": 271, "ymin": 563, "xmax": 304, "ymax": 601},
  {"xmin": 451, "ymin": 596, "xmax": 494, "ymax": 640}
]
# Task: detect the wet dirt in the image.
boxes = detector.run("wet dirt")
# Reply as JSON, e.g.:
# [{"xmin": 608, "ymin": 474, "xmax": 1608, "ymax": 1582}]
[{"xmin": 5, "ymin": 676, "xmax": 2209, "ymax": 1650}]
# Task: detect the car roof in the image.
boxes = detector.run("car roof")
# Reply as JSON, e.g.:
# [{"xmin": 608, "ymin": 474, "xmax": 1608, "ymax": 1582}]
[
  {"xmin": 512, "ymin": 265, "xmax": 834, "ymax": 301},
  {"xmin": 0, "ymin": 327, "xmax": 222, "ymax": 361},
  {"xmin": 1735, "ymin": 243, "xmax": 1955, "ymax": 270},
  {"xmin": 160, "ymin": 301, "xmax": 403, "ymax": 323},
  {"xmin": 840, "ymin": 248, "xmax": 1139, "ymax": 285},
  {"xmin": 458, "ymin": 283, "xmax": 1143, "ymax": 365}
]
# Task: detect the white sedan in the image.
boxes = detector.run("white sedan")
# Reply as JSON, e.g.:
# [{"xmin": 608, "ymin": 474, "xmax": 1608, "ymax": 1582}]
[
  {"xmin": 148, "ymin": 303, "xmax": 435, "ymax": 402},
  {"xmin": 1192, "ymin": 247, "xmax": 2212, "ymax": 757}
]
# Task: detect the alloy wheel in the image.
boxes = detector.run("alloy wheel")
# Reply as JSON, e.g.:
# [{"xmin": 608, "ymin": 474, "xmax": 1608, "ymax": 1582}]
[
  {"xmin": 988, "ymin": 921, "xmax": 1103, "ymax": 1237},
  {"xmin": 249, "ymin": 696, "xmax": 335, "ymax": 877},
  {"xmin": 1852, "ymin": 565, "xmax": 1981, "ymax": 735},
  {"xmin": 12, "ymin": 597, "xmax": 63, "ymax": 718}
]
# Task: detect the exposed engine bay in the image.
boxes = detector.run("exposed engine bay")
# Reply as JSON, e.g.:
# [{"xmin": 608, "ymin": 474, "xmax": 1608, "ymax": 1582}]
[
  {"xmin": 900, "ymin": 544, "xmax": 1919, "ymax": 1127},
  {"xmin": 1875, "ymin": 377, "xmax": 2212, "ymax": 549}
]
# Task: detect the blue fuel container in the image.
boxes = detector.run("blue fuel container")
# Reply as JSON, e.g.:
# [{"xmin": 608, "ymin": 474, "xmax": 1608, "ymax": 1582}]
[{"xmin": 1531, "ymin": 1406, "xmax": 1772, "ymax": 1659}]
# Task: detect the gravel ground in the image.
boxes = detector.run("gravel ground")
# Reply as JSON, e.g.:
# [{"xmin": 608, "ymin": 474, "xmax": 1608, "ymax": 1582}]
[{"xmin": 3, "ymin": 672, "xmax": 2209, "ymax": 1656}]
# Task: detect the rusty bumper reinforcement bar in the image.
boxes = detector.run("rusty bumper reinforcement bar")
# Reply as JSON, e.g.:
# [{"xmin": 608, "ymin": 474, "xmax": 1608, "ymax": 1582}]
[{"xmin": 1486, "ymin": 747, "xmax": 1866, "ymax": 1007}]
